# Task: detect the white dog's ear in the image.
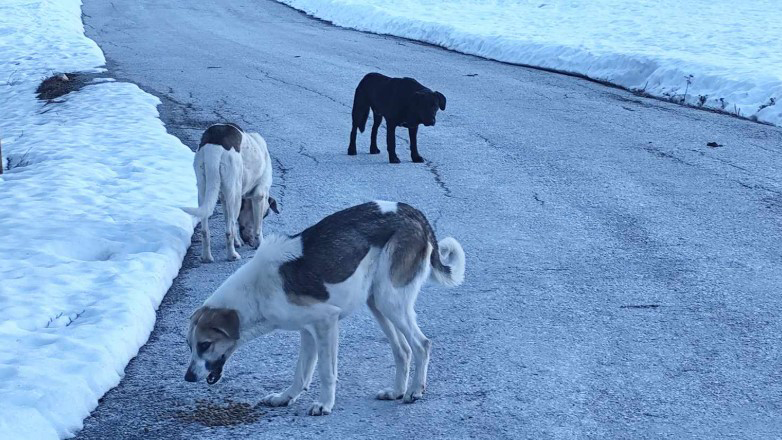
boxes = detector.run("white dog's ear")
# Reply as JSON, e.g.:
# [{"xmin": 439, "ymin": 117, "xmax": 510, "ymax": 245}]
[{"xmin": 268, "ymin": 197, "xmax": 280, "ymax": 214}]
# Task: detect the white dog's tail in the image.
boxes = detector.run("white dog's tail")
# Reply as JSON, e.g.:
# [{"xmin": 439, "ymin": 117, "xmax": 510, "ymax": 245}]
[
  {"xmin": 182, "ymin": 144, "xmax": 223, "ymax": 220},
  {"xmin": 429, "ymin": 237, "xmax": 465, "ymax": 287}
]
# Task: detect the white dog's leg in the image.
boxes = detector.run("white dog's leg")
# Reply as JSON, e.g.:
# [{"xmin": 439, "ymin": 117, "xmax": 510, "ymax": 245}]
[
  {"xmin": 225, "ymin": 207, "xmax": 240, "ymax": 261},
  {"xmin": 222, "ymin": 183, "xmax": 242, "ymax": 262},
  {"xmin": 261, "ymin": 329, "xmax": 318, "ymax": 407},
  {"xmin": 309, "ymin": 316, "xmax": 339, "ymax": 416},
  {"xmin": 251, "ymin": 196, "xmax": 263, "ymax": 245},
  {"xmin": 195, "ymin": 161, "xmax": 214, "ymax": 263},
  {"xmin": 367, "ymin": 296, "xmax": 410, "ymax": 400},
  {"xmin": 220, "ymin": 193, "xmax": 244, "ymax": 249},
  {"xmin": 200, "ymin": 216, "xmax": 213, "ymax": 263},
  {"xmin": 234, "ymin": 215, "xmax": 245, "ymax": 248}
]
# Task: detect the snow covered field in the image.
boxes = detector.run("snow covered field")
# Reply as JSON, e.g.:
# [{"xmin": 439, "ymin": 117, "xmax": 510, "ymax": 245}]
[
  {"xmin": 277, "ymin": 0, "xmax": 782, "ymax": 126},
  {"xmin": 0, "ymin": 1, "xmax": 195, "ymax": 438}
]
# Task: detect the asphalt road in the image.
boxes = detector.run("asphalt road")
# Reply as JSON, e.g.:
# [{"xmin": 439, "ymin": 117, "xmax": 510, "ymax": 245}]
[{"xmin": 78, "ymin": 1, "xmax": 782, "ymax": 438}]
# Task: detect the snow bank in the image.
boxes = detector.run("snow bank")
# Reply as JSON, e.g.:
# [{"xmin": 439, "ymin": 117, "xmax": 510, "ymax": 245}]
[
  {"xmin": 277, "ymin": 0, "xmax": 782, "ymax": 125},
  {"xmin": 0, "ymin": 1, "xmax": 196, "ymax": 438}
]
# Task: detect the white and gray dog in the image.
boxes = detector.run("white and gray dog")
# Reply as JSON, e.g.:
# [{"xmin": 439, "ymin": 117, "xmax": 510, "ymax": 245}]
[
  {"xmin": 183, "ymin": 123, "xmax": 278, "ymax": 262},
  {"xmin": 185, "ymin": 201, "xmax": 466, "ymax": 415}
]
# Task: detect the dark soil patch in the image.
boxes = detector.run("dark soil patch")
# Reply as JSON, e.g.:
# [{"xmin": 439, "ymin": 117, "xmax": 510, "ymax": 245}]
[{"xmin": 36, "ymin": 72, "xmax": 94, "ymax": 101}]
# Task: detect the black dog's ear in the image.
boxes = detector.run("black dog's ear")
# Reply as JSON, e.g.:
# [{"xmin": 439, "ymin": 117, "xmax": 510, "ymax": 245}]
[
  {"xmin": 268, "ymin": 197, "xmax": 280, "ymax": 214},
  {"xmin": 434, "ymin": 91, "xmax": 446, "ymax": 111}
]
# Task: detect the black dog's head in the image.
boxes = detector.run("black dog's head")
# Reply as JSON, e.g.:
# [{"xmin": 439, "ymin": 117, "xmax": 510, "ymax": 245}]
[{"xmin": 413, "ymin": 90, "xmax": 446, "ymax": 127}]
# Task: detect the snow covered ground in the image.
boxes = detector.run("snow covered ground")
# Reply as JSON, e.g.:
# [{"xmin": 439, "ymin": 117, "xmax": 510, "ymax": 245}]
[
  {"xmin": 0, "ymin": 1, "xmax": 196, "ymax": 438},
  {"xmin": 277, "ymin": 0, "xmax": 782, "ymax": 126}
]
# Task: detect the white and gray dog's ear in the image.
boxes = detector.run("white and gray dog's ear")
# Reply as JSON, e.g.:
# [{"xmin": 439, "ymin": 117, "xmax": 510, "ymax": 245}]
[
  {"xmin": 434, "ymin": 91, "xmax": 446, "ymax": 111},
  {"xmin": 268, "ymin": 196, "xmax": 280, "ymax": 215},
  {"xmin": 190, "ymin": 307, "xmax": 206, "ymax": 325},
  {"xmin": 205, "ymin": 308, "xmax": 241, "ymax": 340},
  {"xmin": 185, "ymin": 307, "xmax": 206, "ymax": 341},
  {"xmin": 187, "ymin": 307, "xmax": 240, "ymax": 340}
]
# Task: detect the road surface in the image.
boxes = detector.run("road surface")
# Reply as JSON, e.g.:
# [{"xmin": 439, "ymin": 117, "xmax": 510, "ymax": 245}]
[{"xmin": 78, "ymin": 1, "xmax": 782, "ymax": 438}]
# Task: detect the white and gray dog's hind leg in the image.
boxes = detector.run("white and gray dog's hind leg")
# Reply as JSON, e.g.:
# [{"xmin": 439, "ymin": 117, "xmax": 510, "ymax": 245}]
[
  {"xmin": 370, "ymin": 244, "xmax": 433, "ymax": 403},
  {"xmin": 371, "ymin": 235, "xmax": 466, "ymax": 403},
  {"xmin": 367, "ymin": 294, "xmax": 412, "ymax": 400},
  {"xmin": 220, "ymin": 153, "xmax": 243, "ymax": 261}
]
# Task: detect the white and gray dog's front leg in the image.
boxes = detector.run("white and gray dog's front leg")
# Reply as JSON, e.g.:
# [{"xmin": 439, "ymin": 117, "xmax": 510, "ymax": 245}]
[
  {"xmin": 309, "ymin": 315, "xmax": 340, "ymax": 416},
  {"xmin": 261, "ymin": 330, "xmax": 318, "ymax": 407}
]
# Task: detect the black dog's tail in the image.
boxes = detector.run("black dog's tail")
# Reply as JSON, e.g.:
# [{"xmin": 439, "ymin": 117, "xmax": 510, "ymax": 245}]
[{"xmin": 351, "ymin": 81, "xmax": 371, "ymax": 133}]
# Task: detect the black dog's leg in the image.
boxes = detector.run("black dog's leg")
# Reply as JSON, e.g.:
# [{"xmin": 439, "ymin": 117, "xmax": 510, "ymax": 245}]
[
  {"xmin": 348, "ymin": 125, "xmax": 358, "ymax": 156},
  {"xmin": 386, "ymin": 124, "xmax": 400, "ymax": 164},
  {"xmin": 349, "ymin": 87, "xmax": 370, "ymax": 156},
  {"xmin": 409, "ymin": 125, "xmax": 424, "ymax": 163},
  {"xmin": 370, "ymin": 111, "xmax": 382, "ymax": 154}
]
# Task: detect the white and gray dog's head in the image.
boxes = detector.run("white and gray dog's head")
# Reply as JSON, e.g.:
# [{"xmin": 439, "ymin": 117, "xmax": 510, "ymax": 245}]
[{"xmin": 184, "ymin": 306, "xmax": 241, "ymax": 385}]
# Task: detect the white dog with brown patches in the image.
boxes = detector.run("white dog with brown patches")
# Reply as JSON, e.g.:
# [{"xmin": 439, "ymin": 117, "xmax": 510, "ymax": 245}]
[
  {"xmin": 183, "ymin": 123, "xmax": 278, "ymax": 262},
  {"xmin": 185, "ymin": 201, "xmax": 466, "ymax": 416}
]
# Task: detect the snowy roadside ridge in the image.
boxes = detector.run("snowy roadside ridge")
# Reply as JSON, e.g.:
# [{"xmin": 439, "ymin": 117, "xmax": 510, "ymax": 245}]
[
  {"xmin": 0, "ymin": 1, "xmax": 196, "ymax": 438},
  {"xmin": 275, "ymin": 0, "xmax": 782, "ymax": 126}
]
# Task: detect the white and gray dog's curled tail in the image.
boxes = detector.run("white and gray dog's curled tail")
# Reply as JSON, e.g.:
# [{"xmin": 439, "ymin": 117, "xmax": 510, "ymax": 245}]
[{"xmin": 429, "ymin": 237, "xmax": 465, "ymax": 287}]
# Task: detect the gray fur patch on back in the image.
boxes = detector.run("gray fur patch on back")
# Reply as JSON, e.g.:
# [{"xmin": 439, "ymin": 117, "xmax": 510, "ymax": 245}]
[
  {"xmin": 199, "ymin": 123, "xmax": 243, "ymax": 152},
  {"xmin": 279, "ymin": 202, "xmax": 439, "ymax": 303},
  {"xmin": 388, "ymin": 204, "xmax": 432, "ymax": 287}
]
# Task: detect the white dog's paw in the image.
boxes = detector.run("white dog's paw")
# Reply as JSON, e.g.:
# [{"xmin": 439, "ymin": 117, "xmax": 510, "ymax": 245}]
[
  {"xmin": 227, "ymin": 251, "xmax": 241, "ymax": 261},
  {"xmin": 376, "ymin": 388, "xmax": 403, "ymax": 400},
  {"xmin": 403, "ymin": 386, "xmax": 425, "ymax": 404},
  {"xmin": 201, "ymin": 254, "xmax": 214, "ymax": 263},
  {"xmin": 261, "ymin": 392, "xmax": 293, "ymax": 407},
  {"xmin": 308, "ymin": 402, "xmax": 333, "ymax": 416}
]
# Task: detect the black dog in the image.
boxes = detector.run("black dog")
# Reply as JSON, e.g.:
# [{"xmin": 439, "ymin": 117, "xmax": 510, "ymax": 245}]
[{"xmin": 348, "ymin": 73, "xmax": 446, "ymax": 164}]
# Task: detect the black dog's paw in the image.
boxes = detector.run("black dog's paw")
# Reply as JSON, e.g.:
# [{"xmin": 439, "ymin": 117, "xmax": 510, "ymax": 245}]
[
  {"xmin": 389, "ymin": 156, "xmax": 401, "ymax": 164},
  {"xmin": 347, "ymin": 147, "xmax": 357, "ymax": 156},
  {"xmin": 369, "ymin": 146, "xmax": 381, "ymax": 154},
  {"xmin": 411, "ymin": 155, "xmax": 424, "ymax": 163}
]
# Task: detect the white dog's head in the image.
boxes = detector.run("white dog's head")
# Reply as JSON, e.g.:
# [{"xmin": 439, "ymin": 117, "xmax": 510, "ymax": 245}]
[{"xmin": 238, "ymin": 197, "xmax": 279, "ymax": 248}]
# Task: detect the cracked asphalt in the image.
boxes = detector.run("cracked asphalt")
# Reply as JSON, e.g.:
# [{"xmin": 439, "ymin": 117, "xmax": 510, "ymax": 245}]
[{"xmin": 78, "ymin": 0, "xmax": 782, "ymax": 438}]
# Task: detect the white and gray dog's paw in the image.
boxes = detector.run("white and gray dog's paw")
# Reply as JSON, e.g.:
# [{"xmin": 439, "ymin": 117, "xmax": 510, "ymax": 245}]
[
  {"xmin": 403, "ymin": 385, "xmax": 425, "ymax": 403},
  {"xmin": 260, "ymin": 392, "xmax": 295, "ymax": 407},
  {"xmin": 308, "ymin": 401, "xmax": 332, "ymax": 416},
  {"xmin": 376, "ymin": 388, "xmax": 403, "ymax": 400}
]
